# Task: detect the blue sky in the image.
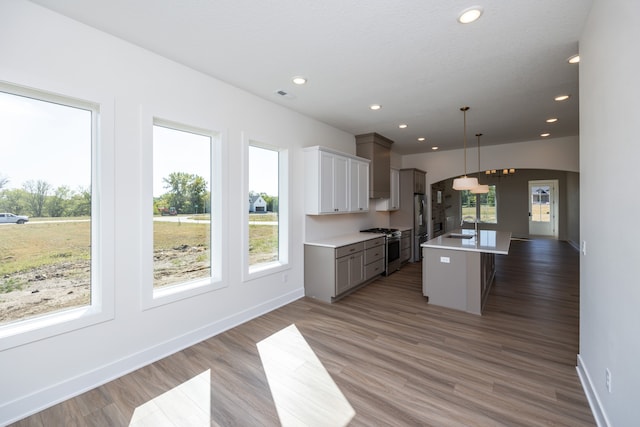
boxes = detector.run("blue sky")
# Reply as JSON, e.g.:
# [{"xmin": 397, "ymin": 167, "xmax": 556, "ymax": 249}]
[{"xmin": 0, "ymin": 90, "xmax": 278, "ymax": 198}]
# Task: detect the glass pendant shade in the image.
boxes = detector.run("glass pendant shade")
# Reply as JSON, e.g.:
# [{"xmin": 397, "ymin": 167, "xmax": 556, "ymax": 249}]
[{"xmin": 453, "ymin": 175, "xmax": 479, "ymax": 190}]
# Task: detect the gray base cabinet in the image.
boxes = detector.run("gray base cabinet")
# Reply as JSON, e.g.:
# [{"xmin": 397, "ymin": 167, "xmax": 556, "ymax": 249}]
[
  {"xmin": 305, "ymin": 236, "xmax": 385, "ymax": 303},
  {"xmin": 400, "ymin": 229, "xmax": 411, "ymax": 263}
]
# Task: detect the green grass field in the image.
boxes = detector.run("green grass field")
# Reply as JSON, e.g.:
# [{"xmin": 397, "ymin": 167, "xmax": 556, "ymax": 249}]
[
  {"xmin": 0, "ymin": 221, "xmax": 91, "ymax": 276},
  {"xmin": 0, "ymin": 214, "xmax": 279, "ymax": 279}
]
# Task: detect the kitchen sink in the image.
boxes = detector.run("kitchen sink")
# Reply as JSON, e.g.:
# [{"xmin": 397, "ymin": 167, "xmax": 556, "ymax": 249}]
[{"xmin": 447, "ymin": 233, "xmax": 474, "ymax": 239}]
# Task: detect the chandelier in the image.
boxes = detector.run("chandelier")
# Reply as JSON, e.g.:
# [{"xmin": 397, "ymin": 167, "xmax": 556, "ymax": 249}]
[{"xmin": 485, "ymin": 168, "xmax": 516, "ymax": 178}]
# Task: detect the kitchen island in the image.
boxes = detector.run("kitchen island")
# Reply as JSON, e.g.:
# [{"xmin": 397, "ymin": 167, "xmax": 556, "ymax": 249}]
[{"xmin": 421, "ymin": 229, "xmax": 511, "ymax": 315}]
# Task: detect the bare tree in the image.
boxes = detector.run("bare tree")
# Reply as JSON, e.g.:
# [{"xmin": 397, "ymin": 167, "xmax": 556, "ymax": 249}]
[
  {"xmin": 23, "ymin": 179, "xmax": 51, "ymax": 217},
  {"xmin": 0, "ymin": 174, "xmax": 8, "ymax": 190}
]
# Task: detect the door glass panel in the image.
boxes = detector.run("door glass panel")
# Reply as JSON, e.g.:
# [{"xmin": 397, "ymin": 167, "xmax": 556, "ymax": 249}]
[{"xmin": 530, "ymin": 185, "xmax": 551, "ymax": 223}]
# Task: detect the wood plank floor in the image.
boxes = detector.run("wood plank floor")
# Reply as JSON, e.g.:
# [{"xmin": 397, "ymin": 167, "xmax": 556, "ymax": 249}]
[{"xmin": 12, "ymin": 239, "xmax": 594, "ymax": 426}]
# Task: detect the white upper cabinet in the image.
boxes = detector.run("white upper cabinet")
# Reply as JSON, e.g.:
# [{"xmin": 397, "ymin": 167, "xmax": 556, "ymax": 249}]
[
  {"xmin": 305, "ymin": 146, "xmax": 370, "ymax": 215},
  {"xmin": 349, "ymin": 158, "xmax": 369, "ymax": 212},
  {"xmin": 376, "ymin": 168, "xmax": 400, "ymax": 211}
]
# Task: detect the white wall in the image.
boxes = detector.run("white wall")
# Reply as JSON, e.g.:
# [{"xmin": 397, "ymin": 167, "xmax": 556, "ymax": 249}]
[
  {"xmin": 0, "ymin": 1, "xmax": 364, "ymax": 423},
  {"xmin": 400, "ymin": 136, "xmax": 579, "ymax": 237},
  {"xmin": 578, "ymin": 0, "xmax": 640, "ymax": 425},
  {"xmin": 401, "ymin": 135, "xmax": 579, "ymax": 184}
]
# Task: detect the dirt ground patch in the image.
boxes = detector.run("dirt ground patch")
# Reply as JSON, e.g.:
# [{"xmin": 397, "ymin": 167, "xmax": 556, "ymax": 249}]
[{"xmin": 0, "ymin": 247, "xmax": 208, "ymax": 324}]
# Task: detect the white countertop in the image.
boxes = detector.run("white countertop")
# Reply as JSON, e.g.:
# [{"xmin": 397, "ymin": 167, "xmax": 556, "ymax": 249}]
[
  {"xmin": 304, "ymin": 233, "xmax": 384, "ymax": 248},
  {"xmin": 421, "ymin": 229, "xmax": 512, "ymax": 255},
  {"xmin": 305, "ymin": 227, "xmax": 413, "ymax": 248}
]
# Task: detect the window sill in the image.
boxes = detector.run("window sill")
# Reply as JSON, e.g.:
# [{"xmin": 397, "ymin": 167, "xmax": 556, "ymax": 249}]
[{"xmin": 0, "ymin": 305, "xmax": 113, "ymax": 351}]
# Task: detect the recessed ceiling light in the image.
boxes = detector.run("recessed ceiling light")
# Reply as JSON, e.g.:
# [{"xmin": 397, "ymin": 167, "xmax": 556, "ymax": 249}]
[
  {"xmin": 399, "ymin": 124, "xmax": 408, "ymax": 129},
  {"xmin": 292, "ymin": 76, "xmax": 307, "ymax": 85},
  {"xmin": 370, "ymin": 104, "xmax": 382, "ymax": 110},
  {"xmin": 554, "ymin": 94, "xmax": 570, "ymax": 101},
  {"xmin": 540, "ymin": 133, "xmax": 551, "ymax": 137},
  {"xmin": 417, "ymin": 137, "xmax": 426, "ymax": 142},
  {"xmin": 458, "ymin": 6, "xmax": 483, "ymax": 24},
  {"xmin": 431, "ymin": 146, "xmax": 439, "ymax": 150},
  {"xmin": 546, "ymin": 117, "xmax": 559, "ymax": 123},
  {"xmin": 568, "ymin": 54, "xmax": 580, "ymax": 64}
]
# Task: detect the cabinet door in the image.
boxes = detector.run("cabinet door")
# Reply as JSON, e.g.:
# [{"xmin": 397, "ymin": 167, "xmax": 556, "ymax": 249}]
[
  {"xmin": 336, "ymin": 256, "xmax": 351, "ymax": 295},
  {"xmin": 349, "ymin": 159, "xmax": 369, "ymax": 212},
  {"xmin": 319, "ymin": 151, "xmax": 348, "ymax": 213},
  {"xmin": 333, "ymin": 155, "xmax": 349, "ymax": 212},
  {"xmin": 349, "ymin": 252, "xmax": 364, "ymax": 286},
  {"xmin": 390, "ymin": 168, "xmax": 400, "ymax": 210},
  {"xmin": 319, "ymin": 151, "xmax": 335, "ymax": 213},
  {"xmin": 414, "ymin": 170, "xmax": 426, "ymax": 194},
  {"xmin": 336, "ymin": 252, "xmax": 364, "ymax": 295}
]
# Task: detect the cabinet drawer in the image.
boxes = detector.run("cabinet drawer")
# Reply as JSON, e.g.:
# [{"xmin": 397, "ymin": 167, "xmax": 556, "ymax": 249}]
[
  {"xmin": 364, "ymin": 245, "xmax": 384, "ymax": 264},
  {"xmin": 365, "ymin": 259, "xmax": 385, "ymax": 280},
  {"xmin": 364, "ymin": 236, "xmax": 385, "ymax": 249},
  {"xmin": 335, "ymin": 242, "xmax": 364, "ymax": 258}
]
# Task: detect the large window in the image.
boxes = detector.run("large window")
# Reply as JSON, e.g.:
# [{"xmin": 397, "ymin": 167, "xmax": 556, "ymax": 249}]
[
  {"xmin": 0, "ymin": 86, "xmax": 97, "ymax": 327},
  {"xmin": 152, "ymin": 122, "xmax": 212, "ymax": 290},
  {"xmin": 461, "ymin": 185, "xmax": 497, "ymax": 224},
  {"xmin": 247, "ymin": 142, "xmax": 288, "ymax": 275}
]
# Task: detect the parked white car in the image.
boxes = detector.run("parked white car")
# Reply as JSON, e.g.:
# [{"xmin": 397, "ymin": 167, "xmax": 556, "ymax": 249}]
[{"xmin": 0, "ymin": 213, "xmax": 29, "ymax": 224}]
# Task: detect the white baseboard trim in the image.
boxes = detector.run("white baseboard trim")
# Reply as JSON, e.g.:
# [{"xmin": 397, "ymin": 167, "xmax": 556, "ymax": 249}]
[
  {"xmin": 576, "ymin": 354, "xmax": 611, "ymax": 427},
  {"xmin": 568, "ymin": 239, "xmax": 580, "ymax": 252},
  {"xmin": 1, "ymin": 289, "xmax": 304, "ymax": 426}
]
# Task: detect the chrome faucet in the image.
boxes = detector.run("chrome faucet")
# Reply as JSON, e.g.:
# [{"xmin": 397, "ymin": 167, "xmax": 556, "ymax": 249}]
[
  {"xmin": 461, "ymin": 215, "xmax": 479, "ymax": 236},
  {"xmin": 461, "ymin": 215, "xmax": 476, "ymax": 226}
]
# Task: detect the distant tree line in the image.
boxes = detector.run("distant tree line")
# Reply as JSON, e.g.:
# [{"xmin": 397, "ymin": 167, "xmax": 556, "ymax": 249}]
[
  {"xmin": 0, "ymin": 177, "xmax": 91, "ymax": 217},
  {"xmin": 153, "ymin": 172, "xmax": 210, "ymax": 215}
]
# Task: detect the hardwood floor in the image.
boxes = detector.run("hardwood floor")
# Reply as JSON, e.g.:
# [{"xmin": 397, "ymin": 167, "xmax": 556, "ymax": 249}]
[{"xmin": 12, "ymin": 239, "xmax": 594, "ymax": 426}]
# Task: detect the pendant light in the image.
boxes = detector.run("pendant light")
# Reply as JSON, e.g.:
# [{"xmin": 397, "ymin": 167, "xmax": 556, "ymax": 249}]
[
  {"xmin": 471, "ymin": 133, "xmax": 489, "ymax": 194},
  {"xmin": 452, "ymin": 106, "xmax": 479, "ymax": 190}
]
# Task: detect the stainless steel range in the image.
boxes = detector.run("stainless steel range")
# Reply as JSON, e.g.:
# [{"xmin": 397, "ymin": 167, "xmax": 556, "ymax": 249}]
[{"xmin": 360, "ymin": 228, "xmax": 402, "ymax": 275}]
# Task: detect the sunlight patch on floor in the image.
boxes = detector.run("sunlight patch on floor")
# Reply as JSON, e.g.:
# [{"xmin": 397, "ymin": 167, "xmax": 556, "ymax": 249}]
[
  {"xmin": 257, "ymin": 324, "xmax": 355, "ymax": 427},
  {"xmin": 129, "ymin": 369, "xmax": 211, "ymax": 426}
]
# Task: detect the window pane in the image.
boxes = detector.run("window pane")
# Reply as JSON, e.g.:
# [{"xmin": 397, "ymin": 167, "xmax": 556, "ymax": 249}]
[
  {"xmin": 479, "ymin": 185, "xmax": 497, "ymax": 223},
  {"xmin": 0, "ymin": 90, "xmax": 92, "ymax": 325},
  {"xmin": 248, "ymin": 145, "xmax": 279, "ymax": 266},
  {"xmin": 460, "ymin": 190, "xmax": 476, "ymax": 222},
  {"xmin": 153, "ymin": 124, "xmax": 211, "ymax": 288}
]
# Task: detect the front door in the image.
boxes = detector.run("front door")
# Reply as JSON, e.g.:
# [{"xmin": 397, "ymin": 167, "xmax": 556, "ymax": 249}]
[{"xmin": 528, "ymin": 180, "xmax": 558, "ymax": 237}]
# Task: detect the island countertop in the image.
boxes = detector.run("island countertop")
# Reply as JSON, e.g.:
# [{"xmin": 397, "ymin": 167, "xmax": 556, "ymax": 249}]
[{"xmin": 421, "ymin": 229, "xmax": 512, "ymax": 255}]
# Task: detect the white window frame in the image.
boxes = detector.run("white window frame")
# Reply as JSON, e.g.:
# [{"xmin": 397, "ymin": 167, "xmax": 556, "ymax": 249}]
[
  {"xmin": 242, "ymin": 135, "xmax": 290, "ymax": 281},
  {"xmin": 140, "ymin": 113, "xmax": 225, "ymax": 310},
  {"xmin": 0, "ymin": 81, "xmax": 115, "ymax": 351},
  {"xmin": 461, "ymin": 184, "xmax": 498, "ymax": 224}
]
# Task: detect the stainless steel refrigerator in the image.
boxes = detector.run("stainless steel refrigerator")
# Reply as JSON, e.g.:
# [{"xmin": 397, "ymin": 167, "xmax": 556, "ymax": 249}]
[{"xmin": 391, "ymin": 169, "xmax": 429, "ymax": 262}]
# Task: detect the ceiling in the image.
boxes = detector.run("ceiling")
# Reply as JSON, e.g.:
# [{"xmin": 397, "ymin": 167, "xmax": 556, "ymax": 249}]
[{"xmin": 30, "ymin": 0, "xmax": 593, "ymax": 155}]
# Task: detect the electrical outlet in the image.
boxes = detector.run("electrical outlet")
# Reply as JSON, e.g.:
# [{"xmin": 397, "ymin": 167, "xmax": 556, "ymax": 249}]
[
  {"xmin": 282, "ymin": 273, "xmax": 288, "ymax": 283},
  {"xmin": 440, "ymin": 256, "xmax": 450, "ymax": 264},
  {"xmin": 582, "ymin": 240, "xmax": 587, "ymax": 256},
  {"xmin": 605, "ymin": 368, "xmax": 612, "ymax": 393}
]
